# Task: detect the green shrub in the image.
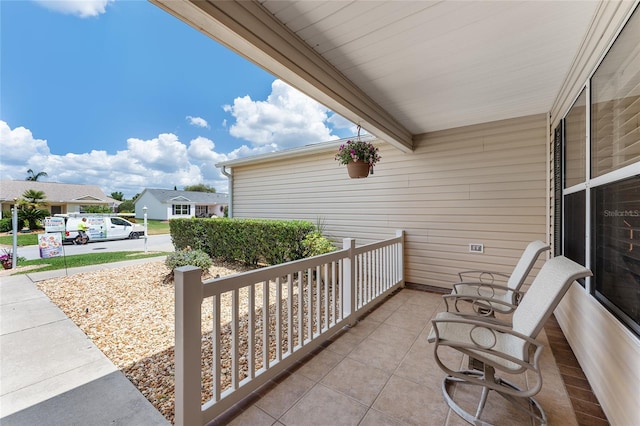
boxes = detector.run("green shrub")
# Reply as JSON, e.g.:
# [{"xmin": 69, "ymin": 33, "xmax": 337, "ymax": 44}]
[
  {"xmin": 302, "ymin": 231, "xmax": 337, "ymax": 257},
  {"xmin": 0, "ymin": 218, "xmax": 12, "ymax": 233},
  {"xmin": 170, "ymin": 218, "xmax": 316, "ymax": 266},
  {"xmin": 165, "ymin": 247, "xmax": 213, "ymax": 271},
  {"xmin": 0, "ymin": 216, "xmax": 25, "ymax": 233}
]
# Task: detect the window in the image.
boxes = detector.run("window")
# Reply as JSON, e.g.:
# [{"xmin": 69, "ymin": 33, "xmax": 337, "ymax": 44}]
[
  {"xmin": 591, "ymin": 177, "xmax": 640, "ymax": 335},
  {"xmin": 565, "ymin": 89, "xmax": 587, "ymax": 188},
  {"xmin": 110, "ymin": 217, "xmax": 129, "ymax": 226},
  {"xmin": 195, "ymin": 205, "xmax": 208, "ymax": 218},
  {"xmin": 560, "ymin": 6, "xmax": 640, "ymax": 337},
  {"xmin": 591, "ymin": 10, "xmax": 640, "ymax": 178},
  {"xmin": 173, "ymin": 204, "xmax": 189, "ymax": 215},
  {"xmin": 564, "ymin": 191, "xmax": 586, "ymax": 285}
]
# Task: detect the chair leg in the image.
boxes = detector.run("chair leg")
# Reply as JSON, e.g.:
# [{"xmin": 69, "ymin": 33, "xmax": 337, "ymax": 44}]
[
  {"xmin": 442, "ymin": 372, "xmax": 492, "ymax": 426},
  {"xmin": 441, "ymin": 363, "xmax": 547, "ymax": 425},
  {"xmin": 474, "ymin": 385, "xmax": 491, "ymax": 419},
  {"xmin": 492, "ymin": 384, "xmax": 547, "ymax": 425}
]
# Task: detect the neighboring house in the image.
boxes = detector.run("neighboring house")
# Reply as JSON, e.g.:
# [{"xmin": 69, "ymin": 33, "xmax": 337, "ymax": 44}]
[
  {"xmin": 176, "ymin": 1, "xmax": 640, "ymax": 423},
  {"xmin": 134, "ymin": 188, "xmax": 228, "ymax": 220},
  {"xmin": 0, "ymin": 180, "xmax": 120, "ymax": 218}
]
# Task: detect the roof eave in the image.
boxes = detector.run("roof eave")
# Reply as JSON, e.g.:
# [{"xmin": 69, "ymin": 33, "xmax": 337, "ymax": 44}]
[
  {"xmin": 215, "ymin": 135, "xmax": 377, "ymax": 168},
  {"xmin": 149, "ymin": 0, "xmax": 414, "ymax": 153}
]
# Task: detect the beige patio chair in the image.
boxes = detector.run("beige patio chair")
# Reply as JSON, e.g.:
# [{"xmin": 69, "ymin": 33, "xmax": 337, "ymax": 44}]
[
  {"xmin": 444, "ymin": 240, "xmax": 550, "ymax": 316},
  {"xmin": 428, "ymin": 256, "xmax": 591, "ymax": 425}
]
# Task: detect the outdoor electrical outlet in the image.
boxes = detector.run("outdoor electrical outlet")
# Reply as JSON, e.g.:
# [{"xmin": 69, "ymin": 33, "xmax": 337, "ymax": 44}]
[{"xmin": 469, "ymin": 243, "xmax": 484, "ymax": 253}]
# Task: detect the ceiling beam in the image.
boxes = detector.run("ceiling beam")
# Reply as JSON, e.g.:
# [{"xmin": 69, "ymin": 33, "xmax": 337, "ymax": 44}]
[{"xmin": 150, "ymin": 0, "xmax": 414, "ymax": 152}]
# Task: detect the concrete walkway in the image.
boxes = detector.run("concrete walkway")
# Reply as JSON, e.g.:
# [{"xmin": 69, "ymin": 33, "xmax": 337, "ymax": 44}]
[{"xmin": 0, "ymin": 260, "xmax": 170, "ymax": 425}]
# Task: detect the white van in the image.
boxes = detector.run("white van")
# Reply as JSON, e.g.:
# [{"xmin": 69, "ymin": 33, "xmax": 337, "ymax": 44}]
[{"xmin": 48, "ymin": 215, "xmax": 145, "ymax": 244}]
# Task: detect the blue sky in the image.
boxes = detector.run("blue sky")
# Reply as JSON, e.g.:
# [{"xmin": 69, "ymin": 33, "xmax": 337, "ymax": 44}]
[{"xmin": 0, "ymin": 0, "xmax": 355, "ymax": 198}]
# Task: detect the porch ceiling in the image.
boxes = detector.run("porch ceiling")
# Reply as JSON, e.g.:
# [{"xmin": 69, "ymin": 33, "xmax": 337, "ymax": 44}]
[{"xmin": 150, "ymin": 0, "xmax": 599, "ymax": 151}]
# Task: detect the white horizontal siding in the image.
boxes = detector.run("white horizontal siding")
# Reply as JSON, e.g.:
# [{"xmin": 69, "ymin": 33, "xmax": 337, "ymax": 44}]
[
  {"xmin": 230, "ymin": 113, "xmax": 547, "ymax": 289},
  {"xmin": 555, "ymin": 285, "xmax": 640, "ymax": 426}
]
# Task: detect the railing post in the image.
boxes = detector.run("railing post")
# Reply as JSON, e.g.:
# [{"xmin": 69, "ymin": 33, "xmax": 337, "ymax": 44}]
[
  {"xmin": 396, "ymin": 230, "xmax": 405, "ymax": 288},
  {"xmin": 343, "ymin": 238, "xmax": 356, "ymax": 326},
  {"xmin": 175, "ymin": 266, "xmax": 204, "ymax": 426}
]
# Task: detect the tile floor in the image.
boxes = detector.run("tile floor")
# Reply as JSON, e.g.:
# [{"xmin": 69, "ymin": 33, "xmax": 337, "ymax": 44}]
[
  {"xmin": 544, "ymin": 316, "xmax": 609, "ymax": 426},
  {"xmin": 211, "ymin": 288, "xmax": 605, "ymax": 426}
]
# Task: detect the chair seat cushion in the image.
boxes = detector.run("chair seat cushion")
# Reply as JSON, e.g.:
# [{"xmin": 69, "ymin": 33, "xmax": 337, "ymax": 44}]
[{"xmin": 428, "ymin": 312, "xmax": 527, "ymax": 371}]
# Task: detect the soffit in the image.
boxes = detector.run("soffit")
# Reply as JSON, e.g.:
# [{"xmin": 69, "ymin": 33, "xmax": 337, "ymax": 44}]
[{"xmin": 151, "ymin": 0, "xmax": 600, "ymax": 150}]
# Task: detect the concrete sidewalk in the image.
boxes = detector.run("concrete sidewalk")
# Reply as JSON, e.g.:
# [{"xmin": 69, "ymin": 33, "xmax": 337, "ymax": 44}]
[{"xmin": 0, "ymin": 260, "xmax": 170, "ymax": 425}]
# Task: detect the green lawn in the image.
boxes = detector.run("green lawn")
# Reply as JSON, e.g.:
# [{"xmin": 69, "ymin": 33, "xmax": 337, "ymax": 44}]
[
  {"xmin": 13, "ymin": 251, "xmax": 171, "ymax": 274},
  {"xmin": 138, "ymin": 219, "xmax": 170, "ymax": 235},
  {"xmin": 0, "ymin": 219, "xmax": 170, "ymax": 246},
  {"xmin": 0, "ymin": 233, "xmax": 38, "ymax": 247}
]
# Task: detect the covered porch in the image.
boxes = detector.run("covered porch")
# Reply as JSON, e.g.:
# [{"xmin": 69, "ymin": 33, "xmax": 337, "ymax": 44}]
[
  {"xmin": 152, "ymin": 1, "xmax": 639, "ymax": 424},
  {"xmin": 214, "ymin": 288, "xmax": 606, "ymax": 425},
  {"xmin": 173, "ymin": 233, "xmax": 607, "ymax": 426}
]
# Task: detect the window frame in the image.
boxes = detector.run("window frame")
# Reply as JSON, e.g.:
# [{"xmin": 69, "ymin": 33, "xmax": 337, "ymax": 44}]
[
  {"xmin": 172, "ymin": 204, "xmax": 190, "ymax": 216},
  {"xmin": 559, "ymin": 5, "xmax": 640, "ymax": 337}
]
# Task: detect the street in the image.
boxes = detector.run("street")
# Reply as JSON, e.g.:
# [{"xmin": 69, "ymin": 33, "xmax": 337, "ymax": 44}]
[{"xmin": 16, "ymin": 234, "xmax": 175, "ymax": 261}]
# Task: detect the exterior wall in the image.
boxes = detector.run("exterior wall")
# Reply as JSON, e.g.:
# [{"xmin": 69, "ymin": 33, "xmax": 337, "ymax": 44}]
[
  {"xmin": 230, "ymin": 113, "xmax": 548, "ymax": 289},
  {"xmin": 1, "ymin": 202, "xmax": 85, "ymax": 217},
  {"xmin": 211, "ymin": 204, "xmax": 226, "ymax": 218},
  {"xmin": 548, "ymin": 2, "xmax": 640, "ymax": 425},
  {"xmin": 65, "ymin": 204, "xmax": 82, "ymax": 214},
  {"xmin": 555, "ymin": 285, "xmax": 640, "ymax": 425},
  {"xmin": 134, "ymin": 193, "xmax": 166, "ymax": 220}
]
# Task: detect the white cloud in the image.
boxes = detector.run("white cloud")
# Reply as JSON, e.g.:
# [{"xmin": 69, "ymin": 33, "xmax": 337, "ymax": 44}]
[
  {"xmin": 327, "ymin": 113, "xmax": 358, "ymax": 132},
  {"xmin": 186, "ymin": 116, "xmax": 209, "ymax": 129},
  {"xmin": 127, "ymin": 133, "xmax": 191, "ymax": 173},
  {"xmin": 0, "ymin": 79, "xmax": 357, "ymax": 199},
  {"xmin": 0, "ymin": 121, "xmax": 51, "ymax": 165},
  {"xmin": 0, "ymin": 120, "xmax": 229, "ymax": 198},
  {"xmin": 33, "ymin": 0, "xmax": 114, "ymax": 18},
  {"xmin": 224, "ymin": 79, "xmax": 340, "ymax": 149},
  {"xmin": 0, "ymin": 119, "xmax": 299, "ymax": 198}
]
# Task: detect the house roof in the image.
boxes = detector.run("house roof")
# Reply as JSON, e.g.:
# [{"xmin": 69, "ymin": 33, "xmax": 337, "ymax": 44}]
[
  {"xmin": 139, "ymin": 188, "xmax": 229, "ymax": 204},
  {"xmin": 216, "ymin": 135, "xmax": 376, "ymax": 168},
  {"xmin": 150, "ymin": 0, "xmax": 602, "ymax": 152},
  {"xmin": 0, "ymin": 180, "xmax": 120, "ymax": 205}
]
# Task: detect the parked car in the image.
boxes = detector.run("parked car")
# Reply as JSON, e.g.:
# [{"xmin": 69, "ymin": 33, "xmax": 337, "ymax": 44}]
[{"xmin": 47, "ymin": 215, "xmax": 145, "ymax": 244}]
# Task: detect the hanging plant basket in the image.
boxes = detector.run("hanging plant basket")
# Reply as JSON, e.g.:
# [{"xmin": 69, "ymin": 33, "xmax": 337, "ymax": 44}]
[
  {"xmin": 334, "ymin": 125, "xmax": 381, "ymax": 179},
  {"xmin": 347, "ymin": 161, "xmax": 371, "ymax": 178}
]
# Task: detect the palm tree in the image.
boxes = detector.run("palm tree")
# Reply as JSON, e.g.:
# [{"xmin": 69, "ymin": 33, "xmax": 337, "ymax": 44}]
[
  {"xmin": 26, "ymin": 169, "xmax": 48, "ymax": 181},
  {"xmin": 110, "ymin": 191, "xmax": 124, "ymax": 201},
  {"xmin": 18, "ymin": 189, "xmax": 49, "ymax": 230}
]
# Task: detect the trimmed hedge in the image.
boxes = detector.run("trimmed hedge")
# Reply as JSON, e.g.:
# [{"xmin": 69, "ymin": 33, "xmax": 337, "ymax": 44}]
[{"xmin": 170, "ymin": 218, "xmax": 319, "ymax": 266}]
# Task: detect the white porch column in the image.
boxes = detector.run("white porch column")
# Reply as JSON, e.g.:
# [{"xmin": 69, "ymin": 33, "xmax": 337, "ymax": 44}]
[
  {"xmin": 174, "ymin": 266, "xmax": 203, "ymax": 426},
  {"xmin": 342, "ymin": 238, "xmax": 356, "ymax": 326},
  {"xmin": 396, "ymin": 230, "xmax": 405, "ymax": 287}
]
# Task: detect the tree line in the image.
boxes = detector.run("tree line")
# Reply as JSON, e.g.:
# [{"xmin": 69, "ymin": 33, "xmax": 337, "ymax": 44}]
[{"xmin": 0, "ymin": 170, "xmax": 220, "ymax": 231}]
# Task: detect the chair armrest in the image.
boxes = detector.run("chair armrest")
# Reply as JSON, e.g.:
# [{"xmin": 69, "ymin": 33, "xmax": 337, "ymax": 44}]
[
  {"xmin": 443, "ymin": 293, "xmax": 518, "ymax": 315},
  {"xmin": 430, "ymin": 314, "xmax": 534, "ymax": 343},
  {"xmin": 458, "ymin": 270, "xmax": 510, "ymax": 284},
  {"xmin": 452, "ymin": 281, "xmax": 518, "ymax": 295},
  {"xmin": 434, "ymin": 307, "xmax": 513, "ymax": 326}
]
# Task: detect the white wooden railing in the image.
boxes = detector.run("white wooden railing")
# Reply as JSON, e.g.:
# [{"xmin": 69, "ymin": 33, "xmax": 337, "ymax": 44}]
[{"xmin": 173, "ymin": 230, "xmax": 405, "ymax": 426}]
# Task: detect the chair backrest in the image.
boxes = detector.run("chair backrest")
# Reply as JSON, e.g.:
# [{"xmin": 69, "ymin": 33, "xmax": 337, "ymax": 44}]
[
  {"xmin": 506, "ymin": 240, "xmax": 550, "ymax": 291},
  {"xmin": 512, "ymin": 256, "xmax": 592, "ymax": 339}
]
